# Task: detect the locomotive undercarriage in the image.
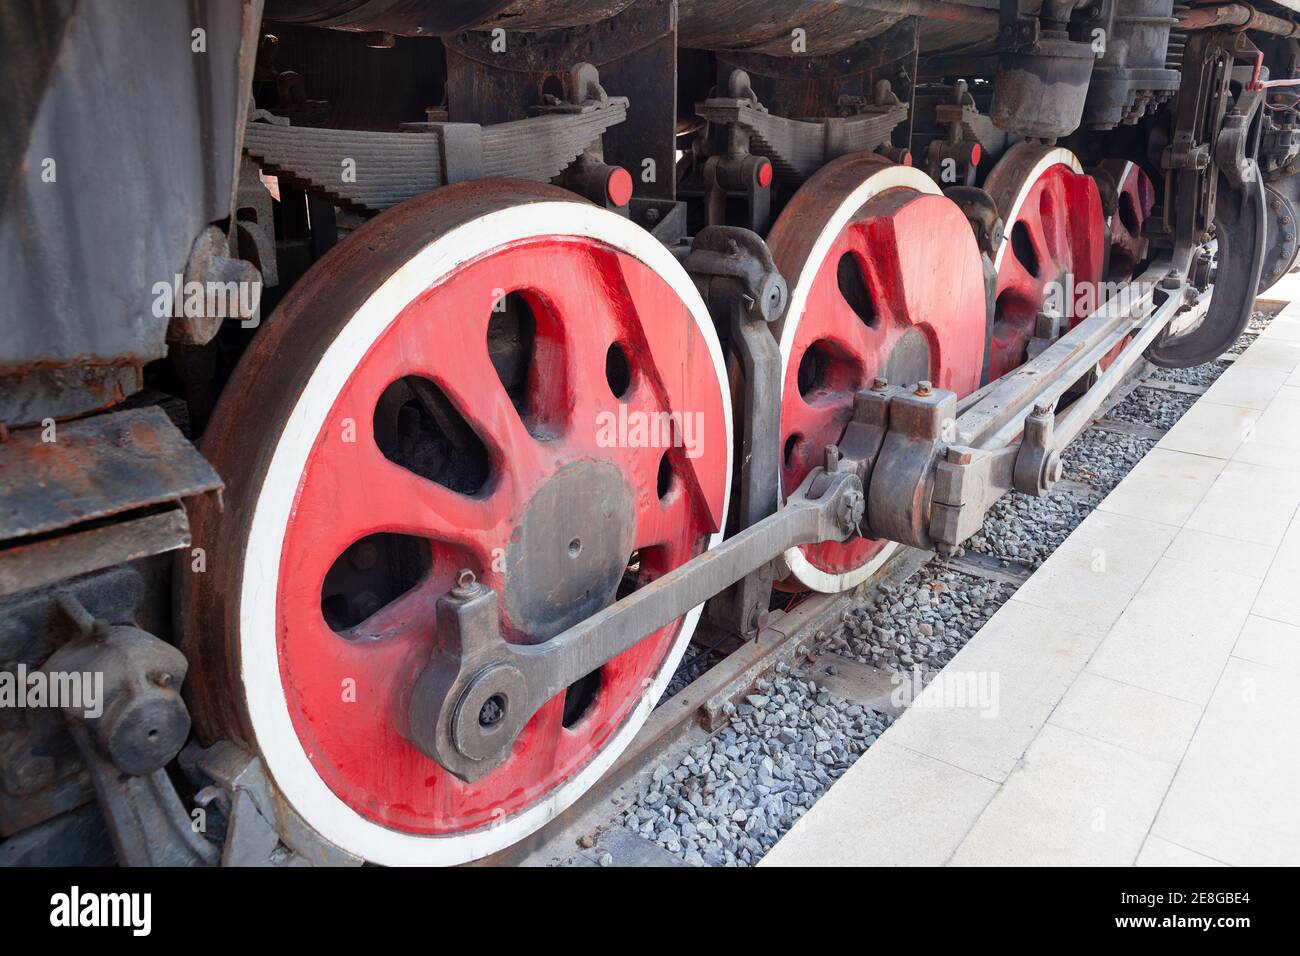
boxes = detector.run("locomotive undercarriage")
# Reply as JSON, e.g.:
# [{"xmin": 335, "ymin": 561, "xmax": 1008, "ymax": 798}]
[{"xmin": 2, "ymin": 0, "xmax": 1296, "ymax": 866}]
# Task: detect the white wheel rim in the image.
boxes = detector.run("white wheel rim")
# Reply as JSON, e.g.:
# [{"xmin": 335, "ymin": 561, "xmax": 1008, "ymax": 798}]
[
  {"xmin": 239, "ymin": 202, "xmax": 733, "ymax": 865},
  {"xmin": 776, "ymin": 165, "xmax": 940, "ymax": 593},
  {"xmin": 992, "ymin": 147, "xmax": 1084, "ymax": 274}
]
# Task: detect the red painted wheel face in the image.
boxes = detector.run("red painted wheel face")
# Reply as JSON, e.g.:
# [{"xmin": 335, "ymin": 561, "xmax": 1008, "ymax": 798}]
[
  {"xmin": 779, "ymin": 188, "xmax": 986, "ymax": 581},
  {"xmin": 1102, "ymin": 160, "xmax": 1155, "ymax": 281},
  {"xmin": 991, "ymin": 163, "xmax": 1105, "ymax": 380},
  {"xmin": 277, "ymin": 236, "xmax": 728, "ymax": 835}
]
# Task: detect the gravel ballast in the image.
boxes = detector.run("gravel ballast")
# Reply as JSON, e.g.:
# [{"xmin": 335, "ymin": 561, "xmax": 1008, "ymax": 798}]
[
  {"xmin": 1105, "ymin": 385, "xmax": 1199, "ymax": 431},
  {"xmin": 1061, "ymin": 429, "xmax": 1156, "ymax": 494},
  {"xmin": 830, "ymin": 566, "xmax": 1014, "ymax": 674},
  {"xmin": 967, "ymin": 489, "xmax": 1099, "ymax": 568},
  {"xmin": 663, "ymin": 644, "xmax": 722, "ymax": 699},
  {"xmin": 621, "ymin": 671, "xmax": 891, "ymax": 867}
]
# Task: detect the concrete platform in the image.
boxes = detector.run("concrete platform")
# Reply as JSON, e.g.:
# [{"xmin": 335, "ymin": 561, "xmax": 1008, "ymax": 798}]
[{"xmin": 763, "ymin": 300, "xmax": 1300, "ymax": 867}]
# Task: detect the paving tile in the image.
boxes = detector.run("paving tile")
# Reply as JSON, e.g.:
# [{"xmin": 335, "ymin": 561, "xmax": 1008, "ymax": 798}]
[
  {"xmin": 1230, "ymin": 336, "xmax": 1300, "ymax": 373},
  {"xmin": 1249, "ymin": 511, "xmax": 1300, "ymax": 626},
  {"xmin": 1152, "ymin": 658, "xmax": 1300, "ymax": 866},
  {"xmin": 1232, "ymin": 614, "xmax": 1300, "ymax": 676},
  {"xmin": 1162, "ymin": 527, "xmax": 1275, "ymax": 580},
  {"xmin": 1264, "ymin": 272, "xmax": 1300, "ymax": 304},
  {"xmin": 1134, "ymin": 836, "xmax": 1226, "ymax": 867},
  {"xmin": 1249, "ymin": 389, "xmax": 1300, "ymax": 451},
  {"xmin": 1157, "ymin": 400, "xmax": 1255, "ymax": 460},
  {"xmin": 1260, "ymin": 314, "xmax": 1300, "ymax": 343},
  {"xmin": 881, "ymin": 600, "xmax": 1105, "ymax": 783},
  {"xmin": 1048, "ymin": 672, "xmax": 1201, "ymax": 764},
  {"xmin": 1200, "ymin": 364, "xmax": 1287, "ymax": 410},
  {"xmin": 1185, "ymin": 459, "xmax": 1300, "ymax": 547},
  {"xmin": 1086, "ymin": 555, "xmax": 1259, "ymax": 705},
  {"xmin": 1012, "ymin": 510, "xmax": 1177, "ymax": 628},
  {"xmin": 1096, "ymin": 448, "xmax": 1223, "ymax": 527},
  {"xmin": 759, "ymin": 741, "xmax": 997, "ymax": 867},
  {"xmin": 951, "ymin": 725, "xmax": 1174, "ymax": 866},
  {"xmin": 1231, "ymin": 439, "xmax": 1300, "ymax": 473}
]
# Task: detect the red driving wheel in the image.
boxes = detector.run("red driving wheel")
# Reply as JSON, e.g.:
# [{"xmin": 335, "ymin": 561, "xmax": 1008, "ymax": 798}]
[
  {"xmin": 985, "ymin": 144, "xmax": 1107, "ymax": 381},
  {"xmin": 1099, "ymin": 158, "xmax": 1156, "ymax": 281},
  {"xmin": 768, "ymin": 154, "xmax": 988, "ymax": 592},
  {"xmin": 179, "ymin": 181, "xmax": 732, "ymax": 864}
]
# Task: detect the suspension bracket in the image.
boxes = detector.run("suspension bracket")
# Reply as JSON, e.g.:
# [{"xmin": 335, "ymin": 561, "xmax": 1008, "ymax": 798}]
[{"xmin": 686, "ymin": 226, "xmax": 788, "ymax": 638}]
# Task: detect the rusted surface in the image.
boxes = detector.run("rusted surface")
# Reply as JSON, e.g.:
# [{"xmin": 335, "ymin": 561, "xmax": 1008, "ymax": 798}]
[
  {"xmin": 0, "ymin": 364, "xmax": 143, "ymax": 431},
  {"xmin": 443, "ymin": 0, "xmax": 673, "ymax": 75},
  {"xmin": 478, "ymin": 0, "xmax": 637, "ymax": 30},
  {"xmin": 1178, "ymin": 4, "xmax": 1300, "ymax": 39},
  {"xmin": 0, "ymin": 406, "xmax": 221, "ymax": 542},
  {"xmin": 0, "ymin": 509, "xmax": 191, "ymax": 600},
  {"xmin": 679, "ymin": 1, "xmax": 901, "ymax": 54},
  {"xmin": 264, "ymin": 0, "xmax": 517, "ymax": 35},
  {"xmin": 264, "ymin": 0, "xmax": 999, "ymax": 55}
]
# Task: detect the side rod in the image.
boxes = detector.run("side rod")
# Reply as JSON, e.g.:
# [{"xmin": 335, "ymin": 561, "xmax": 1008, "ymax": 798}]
[{"xmin": 407, "ymin": 468, "xmax": 864, "ymax": 781}]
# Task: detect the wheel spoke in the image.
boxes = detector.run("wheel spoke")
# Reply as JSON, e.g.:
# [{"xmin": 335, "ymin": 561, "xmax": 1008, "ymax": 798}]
[{"xmin": 292, "ymin": 437, "xmax": 511, "ymax": 582}]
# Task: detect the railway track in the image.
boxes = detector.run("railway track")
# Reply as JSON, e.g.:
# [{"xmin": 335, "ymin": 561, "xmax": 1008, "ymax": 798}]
[{"xmin": 510, "ymin": 309, "xmax": 1272, "ymax": 867}]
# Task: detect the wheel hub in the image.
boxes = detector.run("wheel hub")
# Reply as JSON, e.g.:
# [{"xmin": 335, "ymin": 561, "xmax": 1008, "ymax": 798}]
[
  {"xmin": 501, "ymin": 459, "xmax": 634, "ymax": 640},
  {"xmin": 880, "ymin": 326, "xmax": 932, "ymax": 387}
]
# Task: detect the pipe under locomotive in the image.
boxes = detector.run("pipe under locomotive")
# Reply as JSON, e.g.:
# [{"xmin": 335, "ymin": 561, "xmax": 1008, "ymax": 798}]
[{"xmin": 1, "ymin": 0, "xmax": 1296, "ymax": 866}]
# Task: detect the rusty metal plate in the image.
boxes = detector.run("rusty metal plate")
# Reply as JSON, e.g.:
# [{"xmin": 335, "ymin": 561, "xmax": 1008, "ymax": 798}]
[{"xmin": 0, "ymin": 406, "xmax": 222, "ymax": 542}]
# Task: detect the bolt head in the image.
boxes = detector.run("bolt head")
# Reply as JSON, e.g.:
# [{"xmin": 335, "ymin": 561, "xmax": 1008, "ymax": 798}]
[
  {"xmin": 836, "ymin": 490, "xmax": 866, "ymax": 534},
  {"xmin": 824, "ymin": 444, "xmax": 841, "ymax": 472},
  {"xmin": 452, "ymin": 568, "xmax": 481, "ymax": 598},
  {"xmin": 915, "ymin": 380, "xmax": 932, "ymax": 396}
]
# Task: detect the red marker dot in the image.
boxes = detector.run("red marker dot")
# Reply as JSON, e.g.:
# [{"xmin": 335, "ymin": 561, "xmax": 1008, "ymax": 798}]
[
  {"xmin": 607, "ymin": 166, "xmax": 633, "ymax": 207},
  {"xmin": 970, "ymin": 143, "xmax": 982, "ymax": 166},
  {"xmin": 757, "ymin": 160, "xmax": 773, "ymax": 187}
]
